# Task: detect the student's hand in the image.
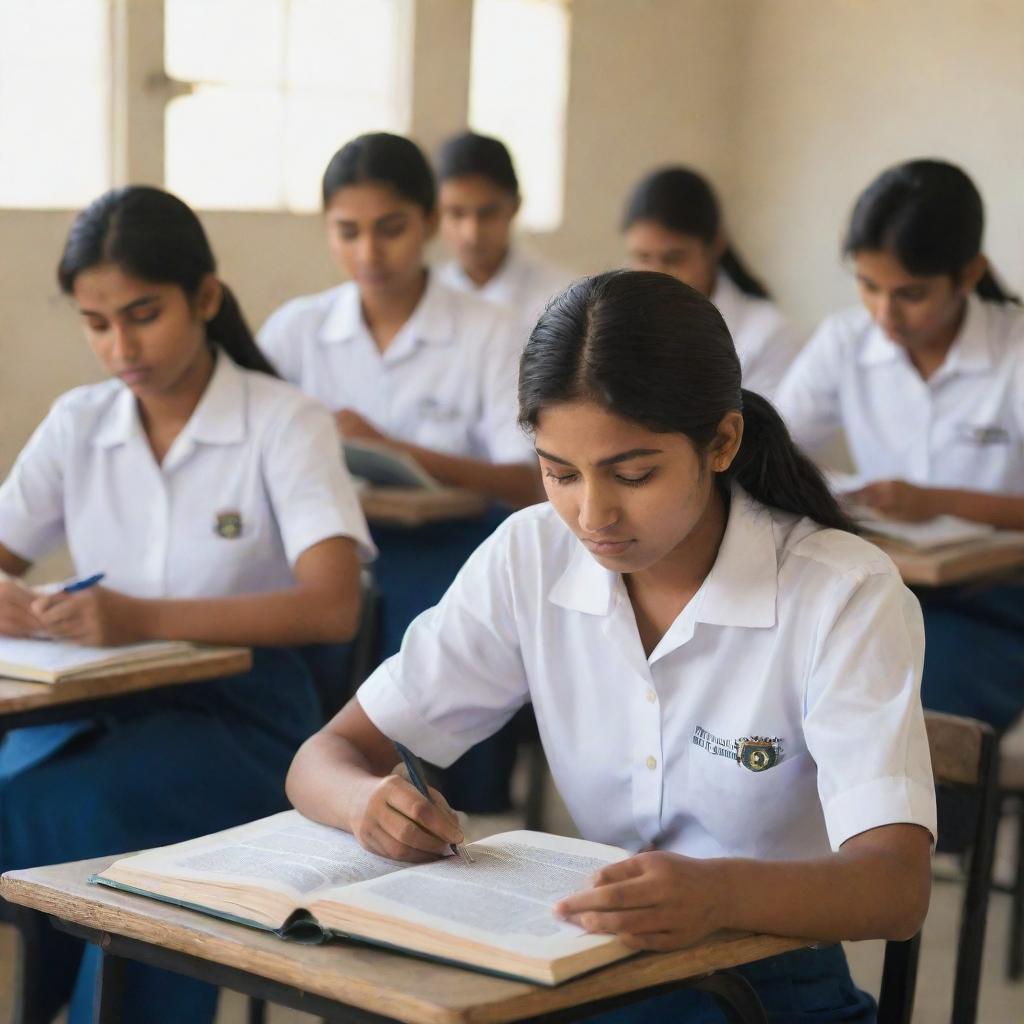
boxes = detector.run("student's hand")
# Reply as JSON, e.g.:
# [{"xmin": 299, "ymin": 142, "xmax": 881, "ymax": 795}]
[
  {"xmin": 553, "ymin": 851, "xmax": 722, "ymax": 951},
  {"xmin": 30, "ymin": 587, "xmax": 145, "ymax": 647},
  {"xmin": 351, "ymin": 763, "xmax": 464, "ymax": 863},
  {"xmin": 336, "ymin": 409, "xmax": 388, "ymax": 443},
  {"xmin": 850, "ymin": 480, "xmax": 936, "ymax": 522},
  {"xmin": 0, "ymin": 579, "xmax": 42, "ymax": 638}
]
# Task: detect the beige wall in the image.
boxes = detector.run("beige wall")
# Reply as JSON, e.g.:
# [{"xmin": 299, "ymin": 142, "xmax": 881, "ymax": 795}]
[{"xmin": 4, "ymin": 0, "xmax": 1024, "ymax": 486}]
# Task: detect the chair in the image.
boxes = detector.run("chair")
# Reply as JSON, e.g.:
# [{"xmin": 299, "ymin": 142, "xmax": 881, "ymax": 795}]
[
  {"xmin": 993, "ymin": 744, "xmax": 1024, "ymax": 980},
  {"xmin": 878, "ymin": 711, "xmax": 1000, "ymax": 1024}
]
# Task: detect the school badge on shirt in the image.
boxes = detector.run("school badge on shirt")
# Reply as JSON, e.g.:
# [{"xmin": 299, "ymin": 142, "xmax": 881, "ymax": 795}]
[
  {"xmin": 735, "ymin": 736, "xmax": 784, "ymax": 772},
  {"xmin": 214, "ymin": 510, "xmax": 243, "ymax": 539}
]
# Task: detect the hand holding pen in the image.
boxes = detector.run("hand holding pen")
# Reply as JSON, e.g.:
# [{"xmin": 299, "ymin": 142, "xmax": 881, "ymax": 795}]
[
  {"xmin": 395, "ymin": 743, "xmax": 474, "ymax": 865},
  {"xmin": 31, "ymin": 572, "xmax": 140, "ymax": 647}
]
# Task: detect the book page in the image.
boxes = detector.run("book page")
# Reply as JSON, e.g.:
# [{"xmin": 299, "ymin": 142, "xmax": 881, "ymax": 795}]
[
  {"xmin": 0, "ymin": 637, "xmax": 194, "ymax": 682},
  {"xmin": 322, "ymin": 830, "xmax": 630, "ymax": 956},
  {"xmin": 108, "ymin": 811, "xmax": 405, "ymax": 899}
]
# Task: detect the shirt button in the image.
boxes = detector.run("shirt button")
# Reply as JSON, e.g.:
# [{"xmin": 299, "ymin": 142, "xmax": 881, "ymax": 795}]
[
  {"xmin": 646, "ymin": 688, "xmax": 657, "ymax": 703},
  {"xmin": 646, "ymin": 755, "xmax": 657, "ymax": 770}
]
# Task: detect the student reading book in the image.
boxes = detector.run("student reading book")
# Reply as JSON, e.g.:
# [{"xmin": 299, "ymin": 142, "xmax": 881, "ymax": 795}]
[
  {"xmin": 94, "ymin": 809, "xmax": 633, "ymax": 985},
  {"xmin": 287, "ymin": 272, "xmax": 936, "ymax": 1024}
]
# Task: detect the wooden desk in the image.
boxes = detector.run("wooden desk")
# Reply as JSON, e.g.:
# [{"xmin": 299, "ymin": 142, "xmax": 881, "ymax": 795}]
[
  {"xmin": 869, "ymin": 532, "xmax": 1024, "ymax": 587},
  {"xmin": 361, "ymin": 487, "xmax": 488, "ymax": 527},
  {"xmin": 0, "ymin": 647, "xmax": 252, "ymax": 731},
  {"xmin": 2, "ymin": 857, "xmax": 808, "ymax": 1024}
]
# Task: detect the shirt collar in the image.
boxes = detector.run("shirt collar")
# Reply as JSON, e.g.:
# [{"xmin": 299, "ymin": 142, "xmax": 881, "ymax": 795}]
[
  {"xmin": 710, "ymin": 273, "xmax": 742, "ymax": 321},
  {"xmin": 548, "ymin": 486, "xmax": 778, "ymax": 629},
  {"xmin": 92, "ymin": 352, "xmax": 247, "ymax": 450},
  {"xmin": 317, "ymin": 272, "xmax": 457, "ymax": 350},
  {"xmin": 858, "ymin": 294, "xmax": 993, "ymax": 374}
]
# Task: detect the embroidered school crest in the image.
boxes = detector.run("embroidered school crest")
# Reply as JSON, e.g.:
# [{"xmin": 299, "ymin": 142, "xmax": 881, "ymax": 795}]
[
  {"xmin": 214, "ymin": 510, "xmax": 243, "ymax": 539},
  {"xmin": 736, "ymin": 736, "xmax": 783, "ymax": 772},
  {"xmin": 692, "ymin": 726, "xmax": 784, "ymax": 771}
]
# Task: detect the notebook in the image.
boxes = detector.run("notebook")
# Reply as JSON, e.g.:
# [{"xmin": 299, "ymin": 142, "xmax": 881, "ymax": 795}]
[{"xmin": 0, "ymin": 638, "xmax": 196, "ymax": 684}]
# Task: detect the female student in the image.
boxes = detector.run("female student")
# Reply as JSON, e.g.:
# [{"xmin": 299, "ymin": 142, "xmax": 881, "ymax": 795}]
[
  {"xmin": 288, "ymin": 271, "xmax": 936, "ymax": 1023},
  {"xmin": 259, "ymin": 132, "xmax": 539, "ymax": 812},
  {"xmin": 624, "ymin": 166, "xmax": 798, "ymax": 399},
  {"xmin": 0, "ymin": 186, "xmax": 372, "ymax": 1024},
  {"xmin": 776, "ymin": 159, "xmax": 1024, "ymax": 733},
  {"xmin": 434, "ymin": 131, "xmax": 575, "ymax": 328}
]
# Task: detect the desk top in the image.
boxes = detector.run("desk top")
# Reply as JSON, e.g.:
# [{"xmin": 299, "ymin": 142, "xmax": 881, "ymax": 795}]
[
  {"xmin": 0, "ymin": 646, "xmax": 252, "ymax": 717},
  {"xmin": 361, "ymin": 487, "xmax": 488, "ymax": 527},
  {"xmin": 869, "ymin": 531, "xmax": 1024, "ymax": 586},
  {"xmin": 2, "ymin": 857, "xmax": 807, "ymax": 1024}
]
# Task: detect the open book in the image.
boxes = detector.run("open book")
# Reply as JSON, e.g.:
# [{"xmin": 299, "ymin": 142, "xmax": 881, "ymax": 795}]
[
  {"xmin": 343, "ymin": 438, "xmax": 440, "ymax": 490},
  {"xmin": 93, "ymin": 810, "xmax": 634, "ymax": 985},
  {"xmin": 0, "ymin": 637, "xmax": 195, "ymax": 684}
]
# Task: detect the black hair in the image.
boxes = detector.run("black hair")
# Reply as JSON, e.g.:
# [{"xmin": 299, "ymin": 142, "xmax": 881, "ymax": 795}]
[
  {"xmin": 322, "ymin": 132, "xmax": 436, "ymax": 212},
  {"xmin": 623, "ymin": 167, "xmax": 771, "ymax": 300},
  {"xmin": 844, "ymin": 159, "xmax": 1019, "ymax": 304},
  {"xmin": 519, "ymin": 271, "xmax": 857, "ymax": 534},
  {"xmin": 437, "ymin": 131, "xmax": 519, "ymax": 195},
  {"xmin": 57, "ymin": 186, "xmax": 276, "ymax": 376}
]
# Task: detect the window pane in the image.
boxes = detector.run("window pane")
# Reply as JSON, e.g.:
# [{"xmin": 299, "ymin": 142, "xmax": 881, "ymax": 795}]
[
  {"xmin": 469, "ymin": 0, "xmax": 570, "ymax": 231},
  {"xmin": 165, "ymin": 0, "xmax": 286, "ymax": 87},
  {"xmin": 165, "ymin": 0, "xmax": 411, "ymax": 212},
  {"xmin": 0, "ymin": 0, "xmax": 109, "ymax": 208},
  {"xmin": 166, "ymin": 89, "xmax": 285, "ymax": 210}
]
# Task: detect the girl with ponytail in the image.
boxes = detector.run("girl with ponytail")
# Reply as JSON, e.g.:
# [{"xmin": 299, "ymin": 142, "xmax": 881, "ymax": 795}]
[
  {"xmin": 623, "ymin": 166, "xmax": 799, "ymax": 399},
  {"xmin": 288, "ymin": 271, "xmax": 934, "ymax": 1023},
  {"xmin": 0, "ymin": 185, "xmax": 373, "ymax": 1023},
  {"xmin": 777, "ymin": 159, "xmax": 1024, "ymax": 732}
]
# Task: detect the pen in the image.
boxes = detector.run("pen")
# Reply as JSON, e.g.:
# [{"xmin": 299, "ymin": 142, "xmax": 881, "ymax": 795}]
[
  {"xmin": 62, "ymin": 573, "xmax": 106, "ymax": 594},
  {"xmin": 394, "ymin": 742, "xmax": 474, "ymax": 865}
]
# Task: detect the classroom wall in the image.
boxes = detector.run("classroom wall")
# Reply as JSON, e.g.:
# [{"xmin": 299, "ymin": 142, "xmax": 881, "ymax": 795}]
[{"xmin": 4, "ymin": 0, "xmax": 1024, "ymax": 485}]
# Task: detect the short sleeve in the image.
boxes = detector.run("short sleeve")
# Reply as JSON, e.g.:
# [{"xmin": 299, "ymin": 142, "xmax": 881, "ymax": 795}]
[
  {"xmin": 257, "ymin": 304, "xmax": 304, "ymax": 386},
  {"xmin": 803, "ymin": 566, "xmax": 936, "ymax": 849},
  {"xmin": 474, "ymin": 313, "xmax": 534, "ymax": 465},
  {"xmin": 263, "ymin": 398, "xmax": 375, "ymax": 564},
  {"xmin": 0, "ymin": 404, "xmax": 68, "ymax": 561},
  {"xmin": 742, "ymin": 315, "xmax": 800, "ymax": 402},
  {"xmin": 775, "ymin": 318, "xmax": 845, "ymax": 454},
  {"xmin": 358, "ymin": 524, "xmax": 530, "ymax": 766}
]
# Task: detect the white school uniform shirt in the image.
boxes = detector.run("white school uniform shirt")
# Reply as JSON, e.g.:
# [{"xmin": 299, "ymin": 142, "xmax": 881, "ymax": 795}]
[
  {"xmin": 776, "ymin": 296, "xmax": 1024, "ymax": 492},
  {"xmin": 359, "ymin": 488, "xmax": 936, "ymax": 860},
  {"xmin": 258, "ymin": 273, "xmax": 533, "ymax": 465},
  {"xmin": 436, "ymin": 246, "xmax": 575, "ymax": 332},
  {"xmin": 711, "ymin": 274, "xmax": 799, "ymax": 401},
  {"xmin": 0, "ymin": 354, "xmax": 374, "ymax": 599}
]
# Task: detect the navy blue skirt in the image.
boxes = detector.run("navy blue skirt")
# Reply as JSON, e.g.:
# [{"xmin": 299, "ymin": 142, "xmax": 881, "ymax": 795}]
[
  {"xmin": 914, "ymin": 580, "xmax": 1024, "ymax": 732},
  {"xmin": 584, "ymin": 945, "xmax": 875, "ymax": 1023}
]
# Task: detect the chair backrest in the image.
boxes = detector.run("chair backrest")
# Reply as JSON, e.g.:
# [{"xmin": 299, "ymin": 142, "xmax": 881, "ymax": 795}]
[{"xmin": 877, "ymin": 711, "xmax": 1000, "ymax": 1024}]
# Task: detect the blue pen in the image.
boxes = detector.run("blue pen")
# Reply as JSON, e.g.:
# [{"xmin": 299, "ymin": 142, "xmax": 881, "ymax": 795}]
[
  {"xmin": 394, "ymin": 742, "xmax": 474, "ymax": 865},
  {"xmin": 62, "ymin": 573, "xmax": 105, "ymax": 594}
]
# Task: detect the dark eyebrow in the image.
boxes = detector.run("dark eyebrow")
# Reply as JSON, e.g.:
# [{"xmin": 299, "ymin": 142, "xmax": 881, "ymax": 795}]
[
  {"xmin": 535, "ymin": 447, "xmax": 663, "ymax": 468},
  {"xmin": 78, "ymin": 295, "xmax": 161, "ymax": 317}
]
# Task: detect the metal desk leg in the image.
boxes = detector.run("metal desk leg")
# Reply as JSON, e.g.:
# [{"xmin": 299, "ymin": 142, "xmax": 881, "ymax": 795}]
[
  {"xmin": 92, "ymin": 946, "xmax": 125, "ymax": 1024},
  {"xmin": 688, "ymin": 970, "xmax": 769, "ymax": 1024}
]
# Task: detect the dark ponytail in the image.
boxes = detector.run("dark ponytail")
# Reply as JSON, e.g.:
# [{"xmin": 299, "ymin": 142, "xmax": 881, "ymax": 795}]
[
  {"xmin": 57, "ymin": 186, "xmax": 278, "ymax": 376},
  {"xmin": 519, "ymin": 271, "xmax": 857, "ymax": 534},
  {"xmin": 844, "ymin": 159, "xmax": 1020, "ymax": 305},
  {"xmin": 623, "ymin": 166, "xmax": 771, "ymax": 300}
]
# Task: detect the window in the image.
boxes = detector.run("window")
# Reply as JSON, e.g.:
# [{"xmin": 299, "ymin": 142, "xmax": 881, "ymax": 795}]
[
  {"xmin": 0, "ymin": 0, "xmax": 110, "ymax": 208},
  {"xmin": 468, "ymin": 0, "xmax": 570, "ymax": 231},
  {"xmin": 164, "ymin": 0, "xmax": 413, "ymax": 212}
]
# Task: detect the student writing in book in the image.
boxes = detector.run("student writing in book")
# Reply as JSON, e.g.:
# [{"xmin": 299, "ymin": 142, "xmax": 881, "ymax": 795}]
[
  {"xmin": 288, "ymin": 271, "xmax": 936, "ymax": 1023},
  {"xmin": 775, "ymin": 159, "xmax": 1024, "ymax": 733},
  {"xmin": 624, "ymin": 166, "xmax": 798, "ymax": 400},
  {"xmin": 434, "ymin": 131, "xmax": 574, "ymax": 328},
  {"xmin": 259, "ymin": 133, "xmax": 540, "ymax": 813},
  {"xmin": 0, "ymin": 186, "xmax": 373, "ymax": 1024}
]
